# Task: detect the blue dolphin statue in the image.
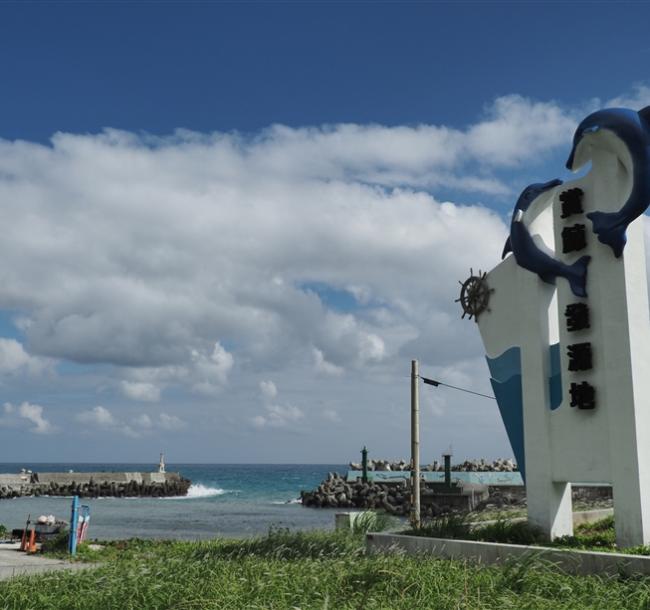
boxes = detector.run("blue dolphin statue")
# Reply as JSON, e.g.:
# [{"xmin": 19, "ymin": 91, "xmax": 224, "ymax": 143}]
[
  {"xmin": 566, "ymin": 106, "xmax": 650, "ymax": 258},
  {"xmin": 502, "ymin": 179, "xmax": 591, "ymax": 298}
]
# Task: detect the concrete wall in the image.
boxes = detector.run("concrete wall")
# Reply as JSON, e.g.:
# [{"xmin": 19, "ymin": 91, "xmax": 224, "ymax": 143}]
[
  {"xmin": 0, "ymin": 471, "xmax": 189, "ymax": 498},
  {"xmin": 34, "ymin": 472, "xmax": 180, "ymax": 485},
  {"xmin": 0, "ymin": 474, "xmax": 30, "ymax": 488},
  {"xmin": 366, "ymin": 532, "xmax": 650, "ymax": 577},
  {"xmin": 477, "ymin": 129, "xmax": 650, "ymax": 547}
]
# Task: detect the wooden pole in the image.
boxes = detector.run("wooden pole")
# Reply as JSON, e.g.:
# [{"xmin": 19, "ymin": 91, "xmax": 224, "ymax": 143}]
[{"xmin": 411, "ymin": 359, "xmax": 421, "ymax": 528}]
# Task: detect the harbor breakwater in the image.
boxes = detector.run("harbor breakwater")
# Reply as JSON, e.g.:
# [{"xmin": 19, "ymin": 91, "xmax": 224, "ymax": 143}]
[
  {"xmin": 0, "ymin": 471, "xmax": 191, "ymax": 499},
  {"xmin": 301, "ymin": 468, "xmax": 612, "ymax": 517}
]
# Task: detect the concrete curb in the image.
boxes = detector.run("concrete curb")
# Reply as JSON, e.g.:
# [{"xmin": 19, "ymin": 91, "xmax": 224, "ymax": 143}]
[{"xmin": 366, "ymin": 532, "xmax": 650, "ymax": 576}]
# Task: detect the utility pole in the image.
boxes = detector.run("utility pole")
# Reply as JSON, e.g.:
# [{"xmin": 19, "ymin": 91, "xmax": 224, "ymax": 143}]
[{"xmin": 410, "ymin": 359, "xmax": 421, "ymax": 529}]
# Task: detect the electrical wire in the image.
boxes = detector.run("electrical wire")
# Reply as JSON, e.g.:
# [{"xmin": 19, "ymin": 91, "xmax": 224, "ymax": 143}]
[{"xmin": 420, "ymin": 375, "xmax": 495, "ymax": 400}]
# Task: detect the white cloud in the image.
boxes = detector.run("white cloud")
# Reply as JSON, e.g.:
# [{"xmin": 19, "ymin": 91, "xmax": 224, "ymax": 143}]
[
  {"xmin": 251, "ymin": 415, "xmax": 267, "ymax": 428},
  {"xmin": 259, "ymin": 380, "xmax": 277, "ymax": 399},
  {"xmin": 605, "ymin": 85, "xmax": 650, "ymax": 110},
  {"xmin": 0, "ymin": 338, "xmax": 52, "ymax": 375},
  {"xmin": 19, "ymin": 402, "xmax": 54, "ymax": 434},
  {"xmin": 121, "ymin": 381, "xmax": 161, "ymax": 402},
  {"xmin": 76, "ymin": 406, "xmax": 186, "ymax": 437},
  {"xmin": 77, "ymin": 405, "xmax": 116, "ymax": 427},
  {"xmin": 158, "ymin": 412, "xmax": 186, "ymax": 430},
  {"xmin": 0, "ymin": 96, "xmax": 560, "ymax": 387},
  {"xmin": 1, "ymin": 401, "xmax": 55, "ymax": 434},
  {"xmin": 190, "ymin": 342, "xmax": 234, "ymax": 395},
  {"xmin": 3, "ymin": 88, "xmax": 643, "ymax": 459},
  {"xmin": 251, "ymin": 403, "xmax": 304, "ymax": 429},
  {"xmin": 132, "ymin": 413, "xmax": 153, "ymax": 428},
  {"xmin": 465, "ymin": 95, "xmax": 576, "ymax": 166},
  {"xmin": 312, "ymin": 348, "xmax": 344, "ymax": 376},
  {"xmin": 322, "ymin": 409, "xmax": 341, "ymax": 423}
]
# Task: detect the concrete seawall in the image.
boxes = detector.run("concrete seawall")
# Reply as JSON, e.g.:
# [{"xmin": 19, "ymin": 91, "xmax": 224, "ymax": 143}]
[{"xmin": 0, "ymin": 471, "xmax": 191, "ymax": 499}]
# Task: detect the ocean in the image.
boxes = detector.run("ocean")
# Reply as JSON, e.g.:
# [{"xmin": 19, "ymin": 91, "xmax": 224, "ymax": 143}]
[{"xmin": 0, "ymin": 463, "xmax": 346, "ymax": 540}]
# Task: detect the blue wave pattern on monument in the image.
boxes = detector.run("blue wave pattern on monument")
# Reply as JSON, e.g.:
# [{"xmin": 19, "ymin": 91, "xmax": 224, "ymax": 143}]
[
  {"xmin": 566, "ymin": 106, "xmax": 650, "ymax": 258},
  {"xmin": 502, "ymin": 179, "xmax": 591, "ymax": 297},
  {"xmin": 486, "ymin": 347, "xmax": 524, "ymax": 480},
  {"xmin": 548, "ymin": 343, "xmax": 562, "ymax": 411},
  {"xmin": 486, "ymin": 344, "xmax": 563, "ymax": 482}
]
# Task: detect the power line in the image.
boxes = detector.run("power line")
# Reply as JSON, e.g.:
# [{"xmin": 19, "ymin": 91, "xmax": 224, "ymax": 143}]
[{"xmin": 420, "ymin": 375, "xmax": 495, "ymax": 400}]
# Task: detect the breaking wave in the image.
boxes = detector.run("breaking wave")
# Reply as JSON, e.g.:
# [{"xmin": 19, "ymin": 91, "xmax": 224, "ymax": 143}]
[{"xmin": 186, "ymin": 484, "xmax": 228, "ymax": 498}]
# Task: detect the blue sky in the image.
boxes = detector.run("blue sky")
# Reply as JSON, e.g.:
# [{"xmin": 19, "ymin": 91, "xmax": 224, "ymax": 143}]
[
  {"xmin": 0, "ymin": 2, "xmax": 649, "ymax": 463},
  {"xmin": 2, "ymin": 3, "xmax": 648, "ymax": 140}
]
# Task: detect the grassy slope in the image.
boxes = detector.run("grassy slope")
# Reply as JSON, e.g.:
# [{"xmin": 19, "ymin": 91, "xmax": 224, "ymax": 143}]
[{"xmin": 1, "ymin": 529, "xmax": 650, "ymax": 609}]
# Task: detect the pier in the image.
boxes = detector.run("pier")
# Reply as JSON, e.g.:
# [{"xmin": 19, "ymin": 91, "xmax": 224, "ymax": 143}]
[{"xmin": 0, "ymin": 471, "xmax": 191, "ymax": 499}]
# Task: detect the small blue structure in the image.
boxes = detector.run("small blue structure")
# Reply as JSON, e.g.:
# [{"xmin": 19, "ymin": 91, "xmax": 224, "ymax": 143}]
[{"xmin": 68, "ymin": 495, "xmax": 79, "ymax": 555}]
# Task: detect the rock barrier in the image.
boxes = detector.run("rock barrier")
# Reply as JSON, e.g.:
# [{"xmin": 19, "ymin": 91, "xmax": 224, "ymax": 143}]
[
  {"xmin": 0, "ymin": 472, "xmax": 191, "ymax": 499},
  {"xmin": 348, "ymin": 458, "xmax": 518, "ymax": 472},
  {"xmin": 301, "ymin": 470, "xmax": 613, "ymax": 518},
  {"xmin": 301, "ymin": 472, "xmax": 411, "ymax": 516}
]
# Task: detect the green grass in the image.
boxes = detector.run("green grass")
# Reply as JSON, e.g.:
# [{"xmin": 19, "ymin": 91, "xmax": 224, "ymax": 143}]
[
  {"xmin": 408, "ymin": 514, "xmax": 650, "ymax": 556},
  {"xmin": 2, "ymin": 527, "xmax": 650, "ymax": 608},
  {"xmin": 407, "ymin": 513, "xmax": 546, "ymax": 545},
  {"xmin": 350, "ymin": 510, "xmax": 396, "ymax": 535}
]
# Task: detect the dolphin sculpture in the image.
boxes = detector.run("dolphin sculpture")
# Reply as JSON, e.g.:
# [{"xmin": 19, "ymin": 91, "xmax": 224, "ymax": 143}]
[
  {"xmin": 566, "ymin": 106, "xmax": 650, "ymax": 258},
  {"xmin": 502, "ymin": 179, "xmax": 591, "ymax": 298}
]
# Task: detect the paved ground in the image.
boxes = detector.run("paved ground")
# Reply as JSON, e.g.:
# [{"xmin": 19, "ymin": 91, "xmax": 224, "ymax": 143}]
[{"xmin": 0, "ymin": 543, "xmax": 92, "ymax": 580}]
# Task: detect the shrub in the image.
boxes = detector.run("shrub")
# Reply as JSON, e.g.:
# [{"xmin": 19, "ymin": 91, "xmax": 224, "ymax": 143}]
[
  {"xmin": 410, "ymin": 512, "xmax": 472, "ymax": 539},
  {"xmin": 474, "ymin": 519, "xmax": 546, "ymax": 545},
  {"xmin": 351, "ymin": 511, "xmax": 395, "ymax": 535}
]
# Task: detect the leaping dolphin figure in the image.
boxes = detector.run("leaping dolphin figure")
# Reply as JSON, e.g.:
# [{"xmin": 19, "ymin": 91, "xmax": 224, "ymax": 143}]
[
  {"xmin": 502, "ymin": 179, "xmax": 591, "ymax": 298},
  {"xmin": 566, "ymin": 106, "xmax": 650, "ymax": 258}
]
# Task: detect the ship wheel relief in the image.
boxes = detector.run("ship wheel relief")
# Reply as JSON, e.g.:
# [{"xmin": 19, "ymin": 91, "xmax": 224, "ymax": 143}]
[{"xmin": 455, "ymin": 269, "xmax": 493, "ymax": 321}]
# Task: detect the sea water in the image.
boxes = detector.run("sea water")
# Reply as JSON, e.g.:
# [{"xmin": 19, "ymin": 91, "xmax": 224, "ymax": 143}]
[{"xmin": 0, "ymin": 463, "xmax": 345, "ymax": 540}]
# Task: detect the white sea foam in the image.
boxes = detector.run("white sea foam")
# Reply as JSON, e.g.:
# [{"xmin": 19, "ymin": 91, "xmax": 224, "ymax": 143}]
[
  {"xmin": 160, "ymin": 483, "xmax": 229, "ymax": 500},
  {"xmin": 185, "ymin": 484, "xmax": 227, "ymax": 498}
]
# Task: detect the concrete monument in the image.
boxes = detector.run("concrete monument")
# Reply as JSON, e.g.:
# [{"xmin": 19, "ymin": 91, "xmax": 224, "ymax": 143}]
[{"xmin": 460, "ymin": 106, "xmax": 650, "ymax": 547}]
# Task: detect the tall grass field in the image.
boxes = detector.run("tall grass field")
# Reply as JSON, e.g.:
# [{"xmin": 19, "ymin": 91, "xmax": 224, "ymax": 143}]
[{"xmin": 2, "ymin": 526, "xmax": 650, "ymax": 609}]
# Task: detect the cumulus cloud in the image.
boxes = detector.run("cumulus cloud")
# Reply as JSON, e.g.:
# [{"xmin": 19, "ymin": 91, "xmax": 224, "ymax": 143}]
[
  {"xmin": 259, "ymin": 380, "xmax": 277, "ymax": 399},
  {"xmin": 132, "ymin": 413, "xmax": 153, "ymax": 428},
  {"xmin": 2, "ymin": 89, "xmax": 639, "ymax": 457},
  {"xmin": 2, "ymin": 401, "xmax": 55, "ymax": 434},
  {"xmin": 77, "ymin": 406, "xmax": 116, "ymax": 427},
  {"xmin": 19, "ymin": 402, "xmax": 54, "ymax": 434},
  {"xmin": 190, "ymin": 342, "xmax": 234, "ymax": 395},
  {"xmin": 158, "ymin": 413, "xmax": 186, "ymax": 431},
  {"xmin": 322, "ymin": 409, "xmax": 341, "ymax": 423},
  {"xmin": 0, "ymin": 338, "xmax": 52, "ymax": 376},
  {"xmin": 253, "ymin": 380, "xmax": 305, "ymax": 428},
  {"xmin": 252, "ymin": 403, "xmax": 304, "ymax": 429},
  {"xmin": 312, "ymin": 348, "xmax": 343, "ymax": 376},
  {"xmin": 0, "ymin": 94, "xmax": 566, "ymax": 388},
  {"xmin": 76, "ymin": 406, "xmax": 186, "ymax": 438},
  {"xmin": 120, "ymin": 381, "xmax": 161, "ymax": 402},
  {"xmin": 605, "ymin": 85, "xmax": 650, "ymax": 111}
]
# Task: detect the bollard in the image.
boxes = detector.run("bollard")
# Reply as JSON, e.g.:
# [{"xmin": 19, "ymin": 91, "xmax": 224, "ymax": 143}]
[
  {"xmin": 361, "ymin": 446, "xmax": 368, "ymax": 483},
  {"xmin": 443, "ymin": 448, "xmax": 453, "ymax": 488}
]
